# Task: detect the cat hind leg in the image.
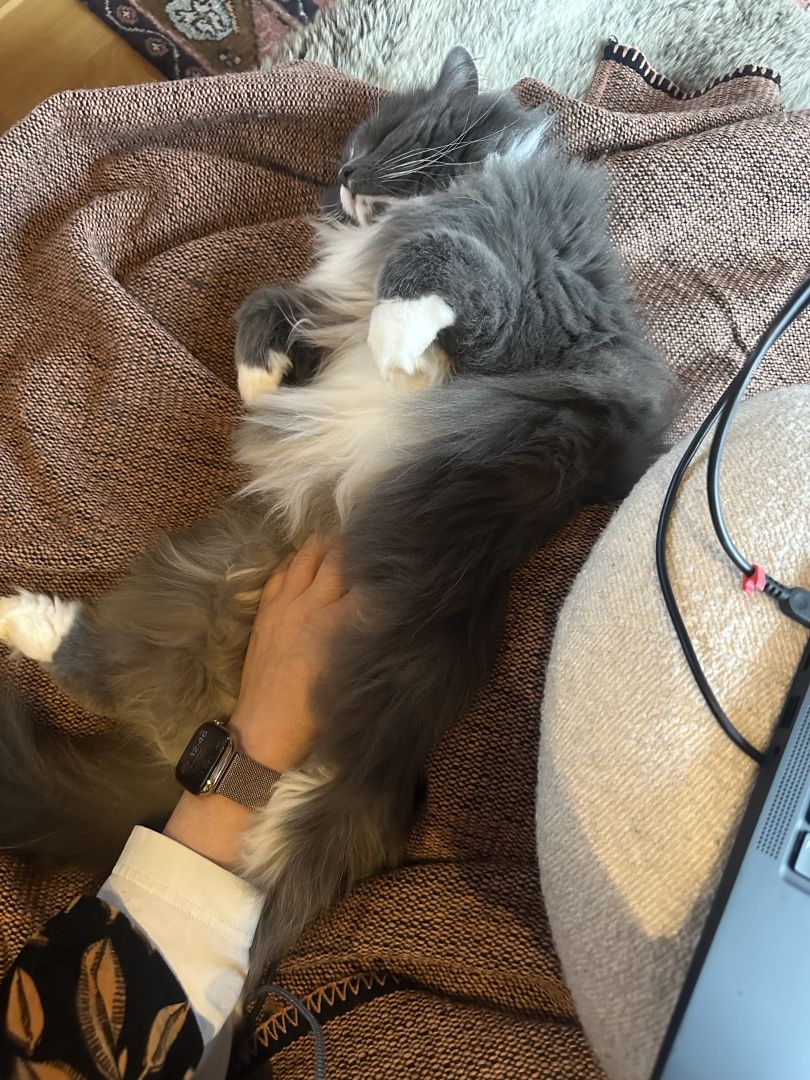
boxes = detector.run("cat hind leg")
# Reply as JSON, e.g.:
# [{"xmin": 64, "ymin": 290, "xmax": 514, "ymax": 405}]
[{"xmin": 0, "ymin": 591, "xmax": 79, "ymax": 664}]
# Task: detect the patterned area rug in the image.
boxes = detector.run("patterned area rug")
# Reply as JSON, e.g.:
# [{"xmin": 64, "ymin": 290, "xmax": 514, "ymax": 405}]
[{"xmin": 81, "ymin": 1, "xmax": 331, "ymax": 79}]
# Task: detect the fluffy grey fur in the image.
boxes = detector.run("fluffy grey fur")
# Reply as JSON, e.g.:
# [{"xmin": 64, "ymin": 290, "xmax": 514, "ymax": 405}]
[
  {"xmin": 317, "ymin": 47, "xmax": 545, "ymax": 219},
  {"xmin": 266, "ymin": 0, "xmax": 810, "ymax": 110},
  {"xmin": 0, "ymin": 50, "xmax": 677, "ymax": 975},
  {"xmin": 0, "ymin": 500, "xmax": 283, "ymax": 869},
  {"xmin": 238, "ymin": 48, "xmax": 553, "ymax": 375}
]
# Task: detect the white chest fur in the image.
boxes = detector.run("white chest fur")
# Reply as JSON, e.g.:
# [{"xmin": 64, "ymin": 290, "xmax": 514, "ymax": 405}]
[
  {"xmin": 234, "ymin": 218, "xmax": 455, "ymax": 535},
  {"xmin": 237, "ymin": 341, "xmax": 412, "ymax": 532}
]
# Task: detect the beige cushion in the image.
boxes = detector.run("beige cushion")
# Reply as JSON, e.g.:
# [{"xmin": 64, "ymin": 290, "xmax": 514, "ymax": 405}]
[{"xmin": 536, "ymin": 387, "xmax": 810, "ymax": 1080}]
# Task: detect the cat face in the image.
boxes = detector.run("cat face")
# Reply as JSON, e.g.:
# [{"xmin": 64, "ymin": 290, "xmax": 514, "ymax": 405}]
[{"xmin": 335, "ymin": 46, "xmax": 543, "ymax": 225}]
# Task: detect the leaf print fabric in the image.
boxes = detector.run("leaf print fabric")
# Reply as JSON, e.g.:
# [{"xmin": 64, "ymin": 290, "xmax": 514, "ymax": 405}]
[
  {"xmin": 6, "ymin": 970, "xmax": 44, "ymax": 1055},
  {"xmin": 140, "ymin": 1003, "xmax": 191, "ymax": 1077},
  {"xmin": 13, "ymin": 1059, "xmax": 85, "ymax": 1078},
  {"xmin": 0, "ymin": 898, "xmax": 202, "ymax": 1080},
  {"xmin": 77, "ymin": 939, "xmax": 126, "ymax": 1080}
]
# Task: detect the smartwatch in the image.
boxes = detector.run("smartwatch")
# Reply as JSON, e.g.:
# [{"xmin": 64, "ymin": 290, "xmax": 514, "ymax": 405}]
[{"xmin": 175, "ymin": 721, "xmax": 281, "ymax": 811}]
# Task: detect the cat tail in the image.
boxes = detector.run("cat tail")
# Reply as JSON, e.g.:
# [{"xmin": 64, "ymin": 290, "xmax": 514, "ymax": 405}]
[
  {"xmin": 241, "ymin": 767, "xmax": 411, "ymax": 979},
  {"xmin": 240, "ymin": 366, "xmax": 674, "ymax": 975},
  {"xmin": 0, "ymin": 682, "xmax": 177, "ymax": 872}
]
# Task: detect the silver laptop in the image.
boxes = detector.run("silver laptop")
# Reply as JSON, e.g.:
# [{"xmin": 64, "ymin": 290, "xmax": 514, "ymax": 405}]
[{"xmin": 651, "ymin": 637, "xmax": 810, "ymax": 1079}]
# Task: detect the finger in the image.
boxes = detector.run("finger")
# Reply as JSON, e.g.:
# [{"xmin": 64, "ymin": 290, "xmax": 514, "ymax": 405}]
[
  {"xmin": 280, "ymin": 534, "xmax": 331, "ymax": 599},
  {"xmin": 309, "ymin": 546, "xmax": 348, "ymax": 604},
  {"xmin": 259, "ymin": 551, "xmax": 295, "ymax": 605}
]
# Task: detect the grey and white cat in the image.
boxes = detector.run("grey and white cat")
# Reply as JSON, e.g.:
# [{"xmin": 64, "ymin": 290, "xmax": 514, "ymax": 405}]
[{"xmin": 0, "ymin": 48, "xmax": 677, "ymax": 971}]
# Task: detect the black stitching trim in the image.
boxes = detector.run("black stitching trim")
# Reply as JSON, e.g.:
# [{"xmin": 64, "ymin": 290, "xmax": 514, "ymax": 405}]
[{"xmin": 603, "ymin": 41, "xmax": 781, "ymax": 101}]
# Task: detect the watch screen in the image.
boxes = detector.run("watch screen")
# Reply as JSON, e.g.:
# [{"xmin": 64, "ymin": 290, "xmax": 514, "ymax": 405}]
[{"xmin": 175, "ymin": 722, "xmax": 230, "ymax": 793}]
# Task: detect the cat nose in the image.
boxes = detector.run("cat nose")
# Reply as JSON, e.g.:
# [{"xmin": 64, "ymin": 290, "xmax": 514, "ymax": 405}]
[{"xmin": 338, "ymin": 161, "xmax": 356, "ymax": 188}]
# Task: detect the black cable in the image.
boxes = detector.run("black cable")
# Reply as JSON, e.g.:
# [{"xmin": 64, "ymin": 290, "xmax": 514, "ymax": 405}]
[
  {"xmin": 244, "ymin": 982, "xmax": 327, "ymax": 1080},
  {"xmin": 656, "ymin": 272, "xmax": 810, "ymax": 765},
  {"xmin": 655, "ymin": 384, "xmax": 765, "ymax": 764},
  {"xmin": 706, "ymin": 275, "xmax": 810, "ymax": 582}
]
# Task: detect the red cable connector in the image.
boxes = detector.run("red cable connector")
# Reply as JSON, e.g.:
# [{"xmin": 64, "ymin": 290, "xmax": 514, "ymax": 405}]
[{"xmin": 742, "ymin": 564, "xmax": 766, "ymax": 595}]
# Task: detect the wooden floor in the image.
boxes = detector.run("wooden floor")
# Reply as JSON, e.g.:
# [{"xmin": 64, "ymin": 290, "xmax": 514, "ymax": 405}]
[{"xmin": 0, "ymin": 0, "xmax": 162, "ymax": 133}]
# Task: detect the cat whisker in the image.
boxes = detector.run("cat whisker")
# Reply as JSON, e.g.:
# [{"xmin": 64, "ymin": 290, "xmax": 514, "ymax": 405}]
[
  {"xmin": 394, "ymin": 113, "xmax": 528, "ymax": 176},
  {"xmin": 378, "ymin": 121, "xmax": 525, "ymax": 183},
  {"xmin": 380, "ymin": 148, "xmax": 449, "ymax": 169},
  {"xmin": 378, "ymin": 138, "xmax": 482, "ymax": 176},
  {"xmin": 379, "ymin": 125, "xmax": 492, "ymax": 169},
  {"xmin": 380, "ymin": 140, "xmax": 460, "ymax": 168},
  {"xmin": 380, "ymin": 159, "xmax": 481, "ymax": 181},
  {"xmin": 377, "ymin": 184, "xmax": 414, "ymax": 197},
  {"xmin": 379, "ymin": 145, "xmax": 459, "ymax": 173},
  {"xmin": 456, "ymin": 88, "xmax": 512, "ymax": 142}
]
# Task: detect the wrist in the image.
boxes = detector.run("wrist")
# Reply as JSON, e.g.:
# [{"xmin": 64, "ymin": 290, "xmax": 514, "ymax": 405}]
[
  {"xmin": 168, "ymin": 710, "xmax": 304, "ymax": 870},
  {"xmin": 164, "ymin": 790, "xmax": 253, "ymax": 872},
  {"xmin": 227, "ymin": 705, "xmax": 303, "ymax": 774}
]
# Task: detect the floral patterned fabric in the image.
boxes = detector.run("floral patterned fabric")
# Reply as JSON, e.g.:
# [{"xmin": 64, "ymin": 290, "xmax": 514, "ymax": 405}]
[
  {"xmin": 79, "ymin": 1, "xmax": 331, "ymax": 80},
  {"xmin": 0, "ymin": 898, "xmax": 202, "ymax": 1080}
]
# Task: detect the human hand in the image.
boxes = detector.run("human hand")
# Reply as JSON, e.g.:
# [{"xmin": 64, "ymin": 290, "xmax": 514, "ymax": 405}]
[
  {"xmin": 229, "ymin": 534, "xmax": 353, "ymax": 773},
  {"xmin": 165, "ymin": 535, "xmax": 352, "ymax": 870}
]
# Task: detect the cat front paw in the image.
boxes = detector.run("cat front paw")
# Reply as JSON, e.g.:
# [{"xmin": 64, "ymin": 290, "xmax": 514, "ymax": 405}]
[
  {"xmin": 235, "ymin": 286, "xmax": 299, "ymax": 404},
  {"xmin": 0, "ymin": 592, "xmax": 79, "ymax": 663},
  {"xmin": 368, "ymin": 296, "xmax": 455, "ymax": 386},
  {"xmin": 236, "ymin": 355, "xmax": 292, "ymax": 405}
]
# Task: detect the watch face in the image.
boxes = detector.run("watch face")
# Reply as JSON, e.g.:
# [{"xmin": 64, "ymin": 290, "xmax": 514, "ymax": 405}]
[{"xmin": 175, "ymin": 722, "xmax": 231, "ymax": 794}]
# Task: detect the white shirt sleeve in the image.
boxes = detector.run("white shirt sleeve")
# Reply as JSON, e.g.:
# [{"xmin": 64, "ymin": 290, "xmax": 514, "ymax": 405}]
[{"xmin": 97, "ymin": 825, "xmax": 264, "ymax": 1047}]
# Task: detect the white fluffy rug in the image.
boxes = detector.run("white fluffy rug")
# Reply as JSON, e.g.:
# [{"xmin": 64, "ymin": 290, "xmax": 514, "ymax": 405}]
[{"xmin": 266, "ymin": 0, "xmax": 810, "ymax": 108}]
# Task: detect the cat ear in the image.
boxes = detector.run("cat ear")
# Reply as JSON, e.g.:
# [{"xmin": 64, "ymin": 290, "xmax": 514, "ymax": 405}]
[{"xmin": 435, "ymin": 46, "xmax": 479, "ymax": 96}]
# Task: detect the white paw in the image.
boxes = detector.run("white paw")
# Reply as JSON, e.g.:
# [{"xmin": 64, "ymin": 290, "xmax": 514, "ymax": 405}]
[
  {"xmin": 368, "ymin": 296, "xmax": 455, "ymax": 384},
  {"xmin": 237, "ymin": 353, "xmax": 291, "ymax": 405},
  {"xmin": 0, "ymin": 591, "xmax": 79, "ymax": 663}
]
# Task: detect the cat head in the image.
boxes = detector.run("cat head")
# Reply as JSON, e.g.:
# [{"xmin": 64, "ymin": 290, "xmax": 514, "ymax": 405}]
[{"xmin": 332, "ymin": 46, "xmax": 547, "ymax": 224}]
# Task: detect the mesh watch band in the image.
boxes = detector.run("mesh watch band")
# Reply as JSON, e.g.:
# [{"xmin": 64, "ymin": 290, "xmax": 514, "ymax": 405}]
[{"xmin": 215, "ymin": 751, "xmax": 282, "ymax": 810}]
